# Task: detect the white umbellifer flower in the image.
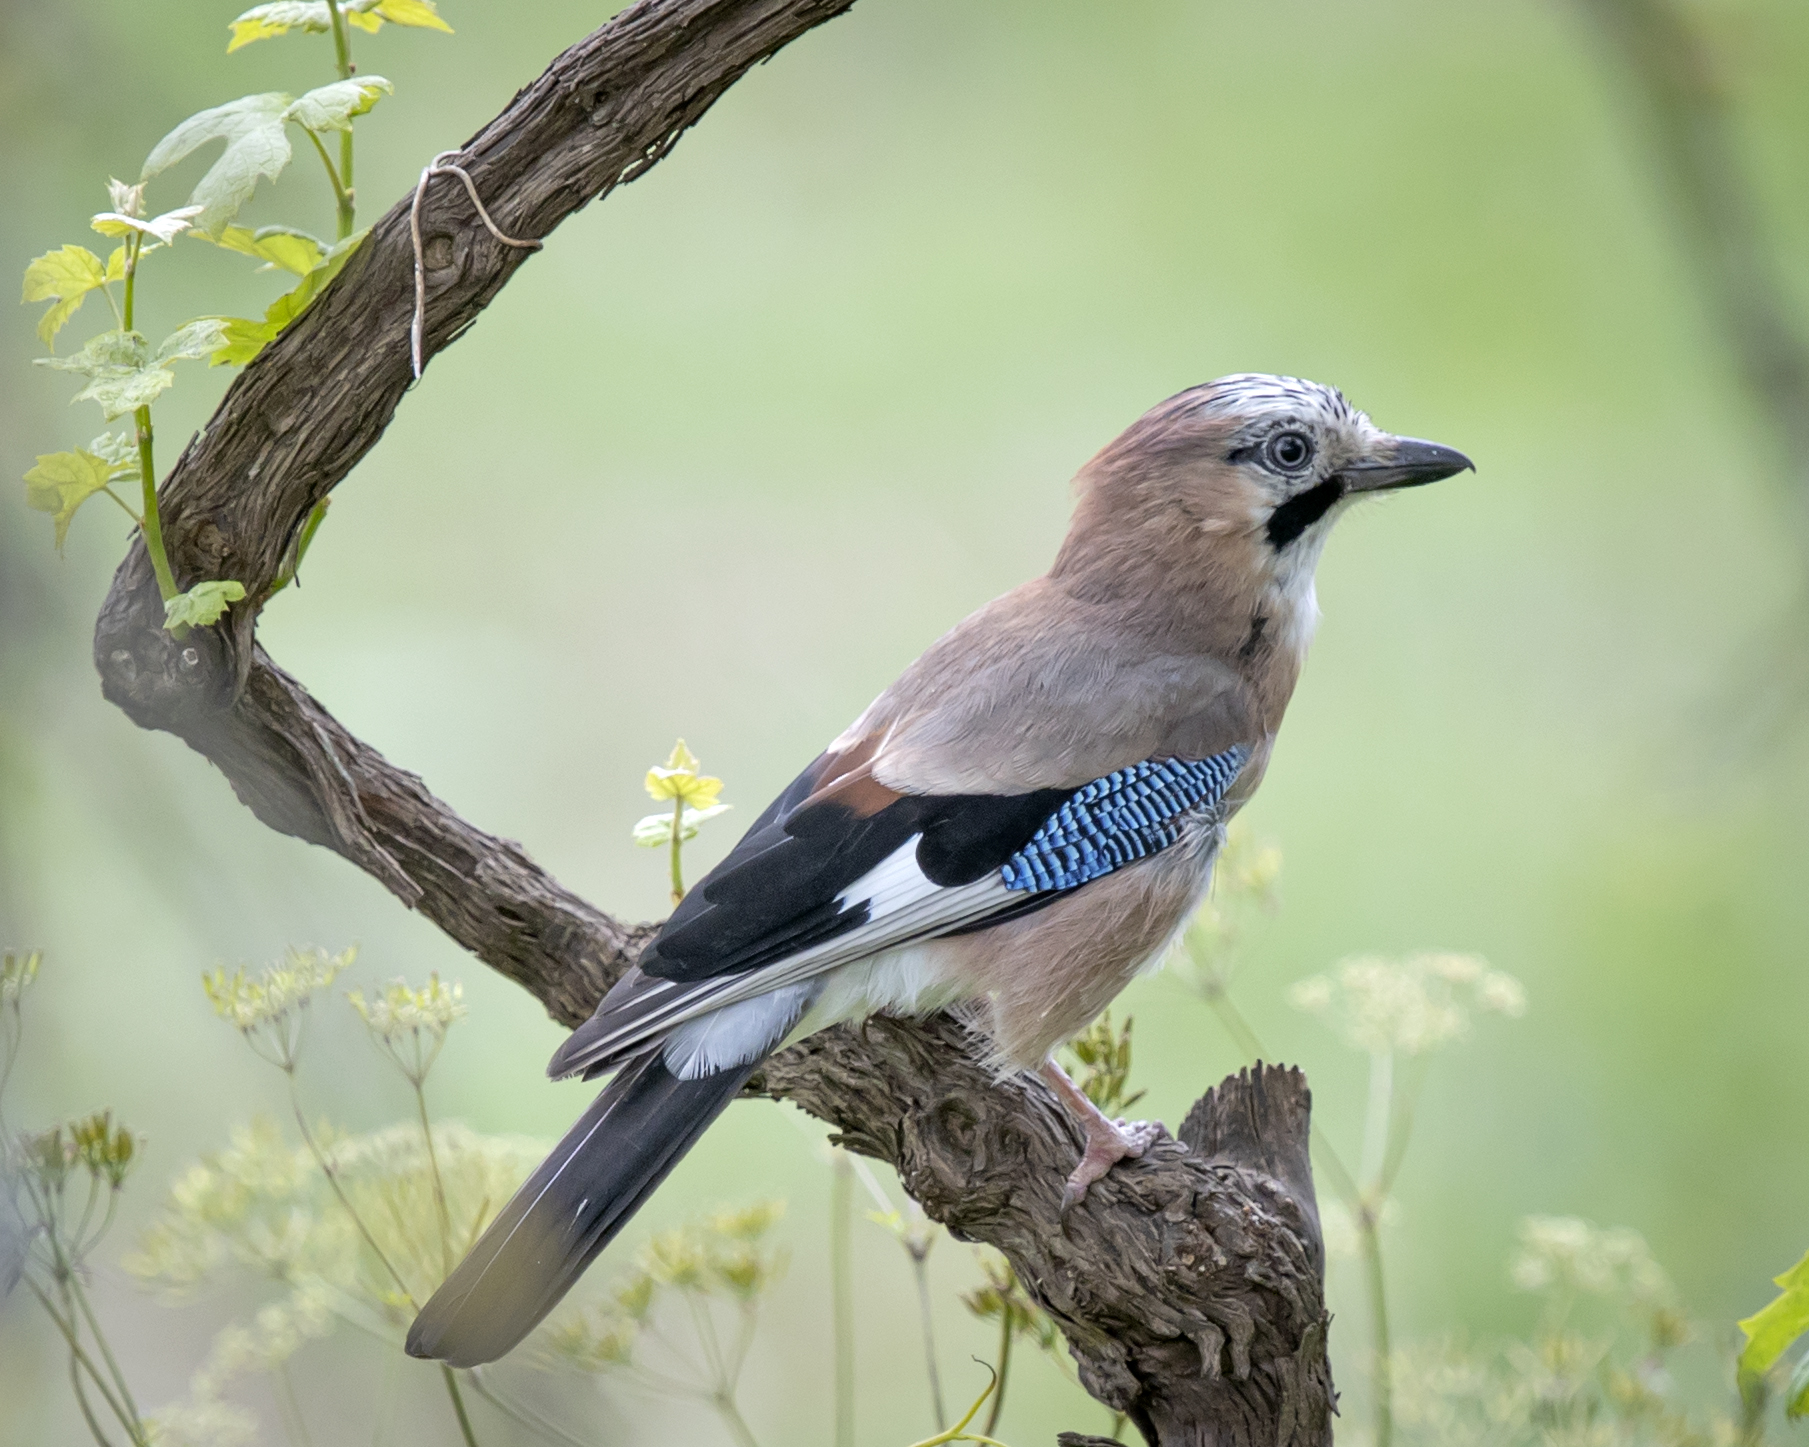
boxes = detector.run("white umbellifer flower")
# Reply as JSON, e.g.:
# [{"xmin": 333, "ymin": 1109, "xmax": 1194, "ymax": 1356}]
[
  {"xmin": 1290, "ymin": 952, "xmax": 1526, "ymax": 1056},
  {"xmin": 202, "ymin": 946, "xmax": 357, "ymax": 1033},
  {"xmin": 1509, "ymin": 1216, "xmax": 1673, "ymax": 1306},
  {"xmin": 347, "ymin": 973, "xmax": 466, "ymax": 1043}
]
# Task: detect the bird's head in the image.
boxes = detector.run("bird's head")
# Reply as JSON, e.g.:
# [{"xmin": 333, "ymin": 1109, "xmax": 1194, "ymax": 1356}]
[{"xmin": 1061, "ymin": 373, "xmax": 1472, "ymax": 605}]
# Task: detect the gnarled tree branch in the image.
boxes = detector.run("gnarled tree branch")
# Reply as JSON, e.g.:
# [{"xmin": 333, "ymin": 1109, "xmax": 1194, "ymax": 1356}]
[{"xmin": 88, "ymin": 2, "xmax": 1334, "ymax": 1440}]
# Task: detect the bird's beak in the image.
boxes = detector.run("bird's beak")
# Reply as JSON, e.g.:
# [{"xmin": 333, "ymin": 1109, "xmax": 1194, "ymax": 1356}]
[{"xmin": 1340, "ymin": 436, "xmax": 1474, "ymax": 493}]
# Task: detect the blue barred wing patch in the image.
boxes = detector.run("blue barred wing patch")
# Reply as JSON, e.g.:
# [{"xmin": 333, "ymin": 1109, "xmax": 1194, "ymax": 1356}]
[{"xmin": 1000, "ymin": 747, "xmax": 1248, "ymax": 894}]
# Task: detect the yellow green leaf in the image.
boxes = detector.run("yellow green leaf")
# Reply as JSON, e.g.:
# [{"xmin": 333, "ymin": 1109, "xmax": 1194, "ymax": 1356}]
[
  {"xmin": 226, "ymin": 1, "xmax": 329, "ymax": 50},
  {"xmin": 22, "ymin": 245, "xmax": 110, "ymax": 347},
  {"xmin": 23, "ymin": 449, "xmax": 115, "ymax": 554},
  {"xmin": 140, "ymin": 93, "xmax": 294, "ymax": 237},
  {"xmin": 90, "ymin": 205, "xmax": 204, "ymax": 244},
  {"xmin": 283, "ymin": 76, "xmax": 392, "ymax": 133},
  {"xmin": 643, "ymin": 739, "xmax": 725, "ymax": 807},
  {"xmin": 207, "ymin": 228, "xmax": 366, "ymax": 366},
  {"xmin": 374, "ymin": 0, "xmax": 453, "ymax": 31},
  {"xmin": 164, "ymin": 579, "xmax": 247, "ymax": 631},
  {"xmin": 1739, "ymin": 1249, "xmax": 1809, "ymax": 1379},
  {"xmin": 210, "ymin": 224, "xmax": 326, "ymax": 277}
]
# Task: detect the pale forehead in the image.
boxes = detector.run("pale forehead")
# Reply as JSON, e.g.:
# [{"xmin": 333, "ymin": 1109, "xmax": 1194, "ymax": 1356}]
[{"xmin": 1189, "ymin": 373, "xmax": 1362, "ymax": 429}]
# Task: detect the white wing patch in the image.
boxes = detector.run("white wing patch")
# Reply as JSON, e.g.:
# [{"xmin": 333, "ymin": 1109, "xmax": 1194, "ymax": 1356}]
[{"xmin": 564, "ymin": 837, "xmax": 1013, "ymax": 1076}]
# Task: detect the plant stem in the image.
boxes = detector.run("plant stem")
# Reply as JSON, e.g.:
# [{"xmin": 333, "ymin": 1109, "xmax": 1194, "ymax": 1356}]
[
  {"xmin": 276, "ymin": 1360, "xmax": 316, "ymax": 1447},
  {"xmin": 67, "ymin": 1345, "xmax": 122, "ymax": 1447},
  {"xmin": 1359, "ymin": 1203, "xmax": 1392, "ymax": 1447},
  {"xmin": 911, "ymin": 1249, "xmax": 947, "ymax": 1431},
  {"xmin": 269, "ymin": 498, "xmax": 330, "ymax": 596},
  {"xmin": 132, "ymin": 408, "xmax": 177, "ymax": 606},
  {"xmin": 284, "ymin": 1071, "xmax": 418, "ymax": 1307},
  {"xmin": 31, "ymin": 1275, "xmax": 142, "ymax": 1444},
  {"xmin": 412, "ymin": 1080, "xmax": 453, "ymax": 1276},
  {"xmin": 67, "ymin": 1268, "xmax": 144, "ymax": 1430},
  {"xmin": 669, "ymin": 797, "xmax": 687, "ymax": 905},
  {"xmin": 1195, "ymin": 983, "xmax": 1364, "ymax": 1205},
  {"xmin": 714, "ymin": 1392, "xmax": 764, "ymax": 1447},
  {"xmin": 302, "ymin": 126, "xmax": 354, "ymax": 224},
  {"xmin": 983, "ymin": 1315, "xmax": 1012, "ymax": 1439},
  {"xmin": 441, "ymin": 1365, "xmax": 482, "ymax": 1447},
  {"xmin": 323, "ymin": 0, "xmax": 356, "ymax": 238},
  {"xmin": 831, "ymin": 1149, "xmax": 854, "ymax": 1447}
]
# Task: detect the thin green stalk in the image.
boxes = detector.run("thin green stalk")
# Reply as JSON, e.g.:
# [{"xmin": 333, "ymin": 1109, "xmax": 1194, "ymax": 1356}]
[
  {"xmin": 119, "ymin": 233, "xmax": 175, "ymax": 611},
  {"xmin": 466, "ymin": 1369, "xmax": 595, "ymax": 1447},
  {"xmin": 440, "ymin": 1365, "xmax": 482, "ymax": 1447},
  {"xmin": 714, "ymin": 1391, "xmax": 763, "ymax": 1447},
  {"xmin": 66, "ymin": 1265, "xmax": 144, "ymax": 1430},
  {"xmin": 411, "ymin": 1080, "xmax": 452, "ymax": 1276},
  {"xmin": 284, "ymin": 1072, "xmax": 417, "ymax": 1307},
  {"xmin": 831, "ymin": 1150, "xmax": 854, "ymax": 1447},
  {"xmin": 67, "ymin": 1342, "xmax": 122, "ymax": 1447},
  {"xmin": 132, "ymin": 408, "xmax": 176, "ymax": 605},
  {"xmin": 911, "ymin": 1250, "xmax": 947, "ymax": 1431},
  {"xmin": 269, "ymin": 499, "xmax": 330, "ymax": 596},
  {"xmin": 983, "ymin": 1315, "xmax": 1012, "ymax": 1439},
  {"xmin": 669, "ymin": 796, "xmax": 687, "ymax": 905},
  {"xmin": 33, "ymin": 1274, "xmax": 142, "ymax": 1444},
  {"xmin": 1359, "ymin": 1207, "xmax": 1392, "ymax": 1447},
  {"xmin": 1196, "ymin": 984, "xmax": 1363, "ymax": 1204},
  {"xmin": 323, "ymin": 0, "xmax": 356, "ymax": 238},
  {"xmin": 302, "ymin": 127, "xmax": 353, "ymax": 223},
  {"xmin": 99, "ymin": 487, "xmax": 142, "ymax": 525},
  {"xmin": 906, "ymin": 1368, "xmax": 1010, "ymax": 1447},
  {"xmin": 275, "ymin": 1360, "xmax": 315, "ymax": 1447}
]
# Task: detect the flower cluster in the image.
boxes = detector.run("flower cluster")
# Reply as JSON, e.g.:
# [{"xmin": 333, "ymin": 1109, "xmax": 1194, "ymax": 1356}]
[
  {"xmin": 1062, "ymin": 1010, "xmax": 1146, "ymax": 1117},
  {"xmin": 347, "ymin": 973, "xmax": 465, "ymax": 1085},
  {"xmin": 1510, "ymin": 1216, "xmax": 1676, "ymax": 1315},
  {"xmin": 2, "ymin": 949, "xmax": 41, "ymax": 1007},
  {"xmin": 202, "ymin": 946, "xmax": 357, "ymax": 1066},
  {"xmin": 1289, "ymin": 951, "xmax": 1526, "ymax": 1056},
  {"xmin": 545, "ymin": 1200, "xmax": 787, "ymax": 1376}
]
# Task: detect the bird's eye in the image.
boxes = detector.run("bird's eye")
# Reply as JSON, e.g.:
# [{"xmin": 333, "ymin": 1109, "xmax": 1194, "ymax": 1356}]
[{"xmin": 1265, "ymin": 430, "xmax": 1314, "ymax": 473}]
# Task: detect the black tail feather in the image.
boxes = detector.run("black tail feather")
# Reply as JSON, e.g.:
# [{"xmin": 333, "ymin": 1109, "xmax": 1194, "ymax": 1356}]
[{"xmin": 406, "ymin": 1050, "xmax": 756, "ymax": 1367}]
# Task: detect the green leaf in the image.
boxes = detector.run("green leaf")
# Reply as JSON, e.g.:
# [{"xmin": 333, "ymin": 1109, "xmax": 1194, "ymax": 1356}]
[
  {"xmin": 227, "ymin": 1, "xmax": 333, "ymax": 50},
  {"xmin": 210, "ymin": 224, "xmax": 325, "ymax": 276},
  {"xmin": 90, "ymin": 205, "xmax": 204, "ymax": 245},
  {"xmin": 372, "ymin": 0, "xmax": 453, "ymax": 31},
  {"xmin": 140, "ymin": 94, "xmax": 294, "ymax": 237},
  {"xmin": 21, "ymin": 245, "xmax": 110, "ymax": 347},
  {"xmin": 156, "ymin": 319, "xmax": 232, "ymax": 365},
  {"xmin": 225, "ymin": 0, "xmax": 448, "ymax": 50},
  {"xmin": 35, "ymin": 323, "xmax": 227, "ymax": 420},
  {"xmin": 23, "ymin": 450, "xmax": 115, "ymax": 553},
  {"xmin": 283, "ymin": 77, "xmax": 392, "ymax": 133},
  {"xmin": 1789, "ymin": 1353, "xmax": 1809, "ymax": 1421},
  {"xmin": 631, "ymin": 803, "xmax": 732, "ymax": 848},
  {"xmin": 87, "ymin": 431, "xmax": 139, "ymax": 474},
  {"xmin": 164, "ymin": 579, "xmax": 247, "ymax": 631},
  {"xmin": 208, "ymin": 229, "xmax": 366, "ymax": 366},
  {"xmin": 1739, "ymin": 1249, "xmax": 1809, "ymax": 1379}
]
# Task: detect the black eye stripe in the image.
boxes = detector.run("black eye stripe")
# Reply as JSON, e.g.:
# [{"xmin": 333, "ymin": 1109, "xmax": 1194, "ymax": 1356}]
[{"xmin": 1266, "ymin": 478, "xmax": 1346, "ymax": 549}]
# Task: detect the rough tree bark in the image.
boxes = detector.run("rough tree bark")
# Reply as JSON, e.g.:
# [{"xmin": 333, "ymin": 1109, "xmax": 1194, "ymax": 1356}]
[{"xmin": 89, "ymin": 3, "xmax": 1334, "ymax": 1441}]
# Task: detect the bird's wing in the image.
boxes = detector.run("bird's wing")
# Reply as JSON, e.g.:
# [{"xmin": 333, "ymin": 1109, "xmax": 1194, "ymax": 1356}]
[{"xmin": 548, "ymin": 742, "xmax": 1249, "ymax": 1080}]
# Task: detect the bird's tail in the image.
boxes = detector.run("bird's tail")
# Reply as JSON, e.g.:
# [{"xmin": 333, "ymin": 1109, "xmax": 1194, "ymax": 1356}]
[{"xmin": 405, "ymin": 1049, "xmax": 756, "ymax": 1367}]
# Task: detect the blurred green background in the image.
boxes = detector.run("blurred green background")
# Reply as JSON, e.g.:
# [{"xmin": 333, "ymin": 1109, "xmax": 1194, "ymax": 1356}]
[{"xmin": 3, "ymin": 0, "xmax": 1808, "ymax": 1442}]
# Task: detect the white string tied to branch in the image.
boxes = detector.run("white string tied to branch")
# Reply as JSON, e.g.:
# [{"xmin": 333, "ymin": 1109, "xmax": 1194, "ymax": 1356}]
[{"xmin": 410, "ymin": 149, "xmax": 543, "ymax": 379}]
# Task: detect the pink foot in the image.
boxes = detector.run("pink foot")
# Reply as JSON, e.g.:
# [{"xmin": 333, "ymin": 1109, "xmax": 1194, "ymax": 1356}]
[{"xmin": 1037, "ymin": 1058, "xmax": 1162, "ymax": 1210}]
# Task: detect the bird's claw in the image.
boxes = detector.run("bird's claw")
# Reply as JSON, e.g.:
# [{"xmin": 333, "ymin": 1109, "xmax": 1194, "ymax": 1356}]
[{"xmin": 1060, "ymin": 1117, "xmax": 1161, "ymax": 1213}]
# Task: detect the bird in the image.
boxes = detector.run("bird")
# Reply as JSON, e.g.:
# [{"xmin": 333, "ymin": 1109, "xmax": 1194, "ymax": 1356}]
[{"xmin": 406, "ymin": 373, "xmax": 1472, "ymax": 1367}]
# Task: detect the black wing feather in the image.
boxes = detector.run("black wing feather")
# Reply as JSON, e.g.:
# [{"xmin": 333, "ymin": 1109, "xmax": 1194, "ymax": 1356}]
[{"xmin": 642, "ymin": 757, "xmax": 1077, "ymax": 984}]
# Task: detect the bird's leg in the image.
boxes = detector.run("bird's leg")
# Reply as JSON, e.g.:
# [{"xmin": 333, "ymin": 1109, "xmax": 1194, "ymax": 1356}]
[{"xmin": 1037, "ymin": 1057, "xmax": 1161, "ymax": 1210}]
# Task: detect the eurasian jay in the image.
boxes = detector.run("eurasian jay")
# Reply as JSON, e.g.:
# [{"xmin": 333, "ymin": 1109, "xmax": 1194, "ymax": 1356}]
[{"xmin": 407, "ymin": 373, "xmax": 1471, "ymax": 1366}]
